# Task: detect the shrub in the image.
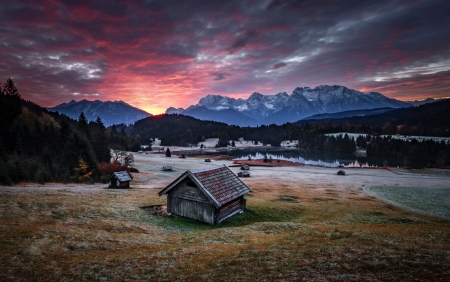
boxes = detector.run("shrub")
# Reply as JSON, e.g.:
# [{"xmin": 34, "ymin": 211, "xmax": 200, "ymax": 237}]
[
  {"xmin": 129, "ymin": 167, "xmax": 139, "ymax": 173},
  {"xmin": 98, "ymin": 162, "xmax": 130, "ymax": 183}
]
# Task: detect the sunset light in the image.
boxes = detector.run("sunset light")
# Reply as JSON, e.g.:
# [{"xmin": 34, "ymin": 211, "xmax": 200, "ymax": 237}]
[{"xmin": 1, "ymin": 0, "xmax": 449, "ymax": 113}]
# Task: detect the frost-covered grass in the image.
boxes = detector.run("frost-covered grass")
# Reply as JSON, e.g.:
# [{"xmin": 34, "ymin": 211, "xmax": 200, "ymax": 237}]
[
  {"xmin": 365, "ymin": 186, "xmax": 450, "ymax": 220},
  {"xmin": 1, "ymin": 183, "xmax": 449, "ymax": 281}
]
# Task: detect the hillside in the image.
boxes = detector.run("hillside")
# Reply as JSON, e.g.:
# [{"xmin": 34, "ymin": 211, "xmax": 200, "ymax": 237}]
[
  {"xmin": 132, "ymin": 114, "xmax": 239, "ymax": 147},
  {"xmin": 0, "ymin": 79, "xmax": 110, "ymax": 184},
  {"xmin": 300, "ymin": 107, "xmax": 396, "ymax": 120},
  {"xmin": 295, "ymin": 99, "xmax": 450, "ymax": 136}
]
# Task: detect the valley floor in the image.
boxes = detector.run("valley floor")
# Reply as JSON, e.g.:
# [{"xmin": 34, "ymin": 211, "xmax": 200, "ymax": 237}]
[{"xmin": 1, "ymin": 153, "xmax": 449, "ymax": 281}]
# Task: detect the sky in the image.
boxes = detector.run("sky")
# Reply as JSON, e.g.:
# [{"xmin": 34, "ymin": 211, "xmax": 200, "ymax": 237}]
[{"xmin": 1, "ymin": 0, "xmax": 450, "ymax": 114}]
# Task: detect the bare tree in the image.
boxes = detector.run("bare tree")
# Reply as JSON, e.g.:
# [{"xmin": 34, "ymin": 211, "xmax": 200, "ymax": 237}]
[
  {"xmin": 111, "ymin": 150, "xmax": 134, "ymax": 167},
  {"xmin": 124, "ymin": 153, "xmax": 135, "ymax": 167},
  {"xmin": 111, "ymin": 149, "xmax": 126, "ymax": 164}
]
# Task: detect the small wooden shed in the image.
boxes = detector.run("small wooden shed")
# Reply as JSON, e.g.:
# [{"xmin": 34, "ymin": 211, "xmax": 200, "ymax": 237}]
[
  {"xmin": 158, "ymin": 165, "xmax": 252, "ymax": 225},
  {"xmin": 109, "ymin": 171, "xmax": 132, "ymax": 188}
]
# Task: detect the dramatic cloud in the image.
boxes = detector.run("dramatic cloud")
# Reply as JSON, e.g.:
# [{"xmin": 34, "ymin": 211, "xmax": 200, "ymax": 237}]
[
  {"xmin": 1, "ymin": 0, "xmax": 449, "ymax": 113},
  {"xmin": 211, "ymin": 72, "xmax": 229, "ymax": 81},
  {"xmin": 273, "ymin": 62, "xmax": 287, "ymax": 70}
]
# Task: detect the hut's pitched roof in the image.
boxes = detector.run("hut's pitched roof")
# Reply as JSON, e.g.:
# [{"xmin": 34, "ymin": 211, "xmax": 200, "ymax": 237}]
[
  {"xmin": 158, "ymin": 165, "xmax": 251, "ymax": 208},
  {"xmin": 112, "ymin": 171, "xmax": 132, "ymax": 182}
]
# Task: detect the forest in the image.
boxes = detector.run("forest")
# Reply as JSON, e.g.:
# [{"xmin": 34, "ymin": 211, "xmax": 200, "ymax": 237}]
[
  {"xmin": 296, "ymin": 99, "xmax": 450, "ymax": 137},
  {"xmin": 0, "ymin": 79, "xmax": 113, "ymax": 185}
]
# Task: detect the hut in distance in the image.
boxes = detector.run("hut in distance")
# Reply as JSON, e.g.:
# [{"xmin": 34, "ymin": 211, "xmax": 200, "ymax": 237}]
[
  {"xmin": 109, "ymin": 171, "xmax": 132, "ymax": 188},
  {"xmin": 158, "ymin": 165, "xmax": 252, "ymax": 225}
]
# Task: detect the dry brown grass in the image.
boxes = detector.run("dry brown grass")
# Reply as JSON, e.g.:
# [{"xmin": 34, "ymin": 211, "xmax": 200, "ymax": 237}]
[{"xmin": 1, "ymin": 181, "xmax": 449, "ymax": 281}]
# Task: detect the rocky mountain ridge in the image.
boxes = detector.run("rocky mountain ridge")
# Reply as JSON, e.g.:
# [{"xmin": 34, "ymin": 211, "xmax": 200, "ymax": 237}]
[{"xmin": 166, "ymin": 85, "xmax": 411, "ymax": 125}]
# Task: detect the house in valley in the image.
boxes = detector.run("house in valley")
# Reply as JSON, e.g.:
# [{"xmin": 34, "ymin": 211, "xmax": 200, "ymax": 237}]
[
  {"xmin": 158, "ymin": 165, "xmax": 252, "ymax": 224},
  {"xmin": 109, "ymin": 171, "xmax": 132, "ymax": 188}
]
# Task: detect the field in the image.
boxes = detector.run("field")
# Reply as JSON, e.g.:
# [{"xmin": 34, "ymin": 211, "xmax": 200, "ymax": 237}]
[
  {"xmin": 1, "ymin": 153, "xmax": 450, "ymax": 281},
  {"xmin": 365, "ymin": 186, "xmax": 450, "ymax": 219}
]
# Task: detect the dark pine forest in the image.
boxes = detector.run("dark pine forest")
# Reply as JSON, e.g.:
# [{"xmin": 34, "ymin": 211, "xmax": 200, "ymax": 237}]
[{"xmin": 0, "ymin": 79, "xmax": 111, "ymax": 185}]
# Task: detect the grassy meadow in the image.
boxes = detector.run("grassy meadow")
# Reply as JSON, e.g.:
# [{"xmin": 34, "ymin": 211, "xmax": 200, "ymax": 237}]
[{"xmin": 1, "ymin": 180, "xmax": 449, "ymax": 281}]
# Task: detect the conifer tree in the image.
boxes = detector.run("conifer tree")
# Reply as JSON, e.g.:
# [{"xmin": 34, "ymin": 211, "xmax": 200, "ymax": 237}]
[
  {"xmin": 90, "ymin": 116, "xmax": 110, "ymax": 163},
  {"xmin": 3, "ymin": 78, "xmax": 20, "ymax": 97},
  {"xmin": 78, "ymin": 112, "xmax": 91, "ymax": 140}
]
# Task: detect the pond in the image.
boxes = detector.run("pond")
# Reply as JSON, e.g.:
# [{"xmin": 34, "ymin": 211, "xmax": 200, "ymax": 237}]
[{"xmin": 183, "ymin": 147, "xmax": 400, "ymax": 168}]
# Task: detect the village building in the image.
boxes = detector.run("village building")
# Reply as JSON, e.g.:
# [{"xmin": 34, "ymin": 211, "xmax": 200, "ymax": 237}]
[
  {"xmin": 109, "ymin": 171, "xmax": 132, "ymax": 188},
  {"xmin": 158, "ymin": 165, "xmax": 252, "ymax": 225}
]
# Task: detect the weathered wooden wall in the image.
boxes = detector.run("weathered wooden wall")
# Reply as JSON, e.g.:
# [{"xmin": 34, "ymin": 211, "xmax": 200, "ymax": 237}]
[{"xmin": 167, "ymin": 179, "xmax": 216, "ymax": 224}]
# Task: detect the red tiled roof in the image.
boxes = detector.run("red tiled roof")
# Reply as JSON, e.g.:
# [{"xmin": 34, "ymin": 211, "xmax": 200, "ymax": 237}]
[
  {"xmin": 191, "ymin": 166, "xmax": 251, "ymax": 207},
  {"xmin": 158, "ymin": 165, "xmax": 251, "ymax": 208}
]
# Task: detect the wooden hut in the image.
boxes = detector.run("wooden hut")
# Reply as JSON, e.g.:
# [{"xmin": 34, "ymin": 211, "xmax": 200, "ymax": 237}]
[
  {"xmin": 158, "ymin": 165, "xmax": 252, "ymax": 225},
  {"xmin": 109, "ymin": 171, "xmax": 132, "ymax": 188}
]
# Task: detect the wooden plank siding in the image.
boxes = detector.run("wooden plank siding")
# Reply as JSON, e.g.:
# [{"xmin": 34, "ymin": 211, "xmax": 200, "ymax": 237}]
[
  {"xmin": 170, "ymin": 197, "xmax": 216, "ymax": 225},
  {"xmin": 167, "ymin": 179, "xmax": 216, "ymax": 224}
]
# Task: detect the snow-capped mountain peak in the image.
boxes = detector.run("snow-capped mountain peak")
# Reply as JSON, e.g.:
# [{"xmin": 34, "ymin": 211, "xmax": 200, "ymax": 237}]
[{"xmin": 166, "ymin": 85, "xmax": 411, "ymax": 126}]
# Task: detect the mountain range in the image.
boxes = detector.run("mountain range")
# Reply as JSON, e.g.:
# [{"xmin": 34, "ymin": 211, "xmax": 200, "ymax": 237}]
[
  {"xmin": 48, "ymin": 85, "xmax": 439, "ymax": 127},
  {"xmin": 47, "ymin": 99, "xmax": 152, "ymax": 126},
  {"xmin": 166, "ymin": 85, "xmax": 412, "ymax": 126}
]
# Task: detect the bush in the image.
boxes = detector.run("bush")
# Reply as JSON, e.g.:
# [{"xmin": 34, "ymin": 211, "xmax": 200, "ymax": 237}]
[
  {"xmin": 98, "ymin": 162, "xmax": 130, "ymax": 183},
  {"xmin": 129, "ymin": 167, "xmax": 139, "ymax": 173}
]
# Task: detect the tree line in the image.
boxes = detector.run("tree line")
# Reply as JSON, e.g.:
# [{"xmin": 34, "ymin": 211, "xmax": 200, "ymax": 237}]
[
  {"xmin": 128, "ymin": 113, "xmax": 450, "ymax": 168},
  {"xmin": 130, "ymin": 115, "xmax": 356, "ymax": 153},
  {"xmin": 362, "ymin": 135, "xmax": 449, "ymax": 168}
]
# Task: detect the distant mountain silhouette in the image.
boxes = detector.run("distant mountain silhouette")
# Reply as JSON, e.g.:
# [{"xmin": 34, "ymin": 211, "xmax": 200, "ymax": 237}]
[{"xmin": 48, "ymin": 99, "xmax": 151, "ymax": 126}]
